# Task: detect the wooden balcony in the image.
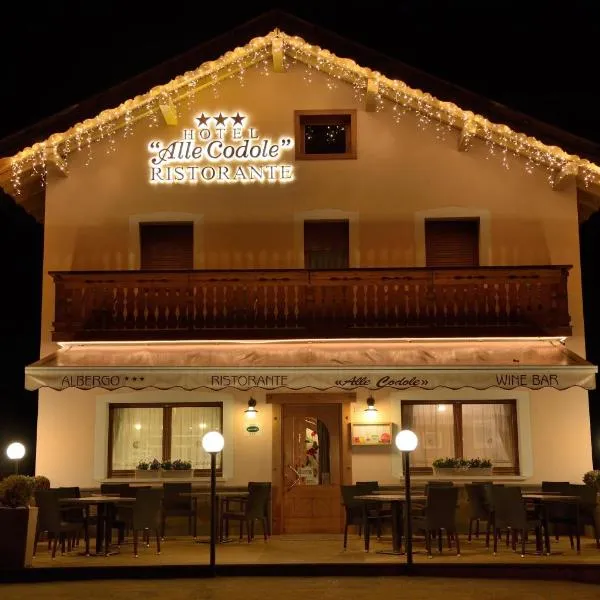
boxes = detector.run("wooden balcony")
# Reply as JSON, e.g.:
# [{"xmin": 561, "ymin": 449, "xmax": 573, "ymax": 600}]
[{"xmin": 50, "ymin": 266, "xmax": 572, "ymax": 342}]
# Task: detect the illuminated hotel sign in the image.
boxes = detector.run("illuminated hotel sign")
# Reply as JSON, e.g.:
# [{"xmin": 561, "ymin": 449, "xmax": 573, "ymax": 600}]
[{"xmin": 147, "ymin": 112, "xmax": 294, "ymax": 184}]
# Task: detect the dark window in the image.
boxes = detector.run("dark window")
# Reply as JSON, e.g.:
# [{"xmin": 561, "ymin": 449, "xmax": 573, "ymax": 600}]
[
  {"xmin": 295, "ymin": 110, "xmax": 357, "ymax": 159},
  {"xmin": 401, "ymin": 400, "xmax": 519, "ymax": 475},
  {"xmin": 140, "ymin": 222, "xmax": 193, "ymax": 270},
  {"xmin": 425, "ymin": 218, "xmax": 480, "ymax": 267},
  {"xmin": 304, "ymin": 220, "xmax": 349, "ymax": 269},
  {"xmin": 108, "ymin": 403, "xmax": 223, "ymax": 478}
]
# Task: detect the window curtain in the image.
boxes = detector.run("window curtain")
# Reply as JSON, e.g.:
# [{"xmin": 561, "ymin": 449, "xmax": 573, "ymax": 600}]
[
  {"xmin": 462, "ymin": 403, "xmax": 515, "ymax": 468},
  {"xmin": 404, "ymin": 403, "xmax": 454, "ymax": 468},
  {"xmin": 112, "ymin": 407, "xmax": 163, "ymax": 470},
  {"xmin": 171, "ymin": 406, "xmax": 222, "ymax": 470}
]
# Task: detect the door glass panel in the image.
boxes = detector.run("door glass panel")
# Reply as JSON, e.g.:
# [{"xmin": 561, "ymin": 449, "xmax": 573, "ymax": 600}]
[{"xmin": 287, "ymin": 415, "xmax": 331, "ymax": 486}]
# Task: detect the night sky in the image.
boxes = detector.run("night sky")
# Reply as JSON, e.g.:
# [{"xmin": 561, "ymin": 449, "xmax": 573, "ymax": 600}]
[{"xmin": 1, "ymin": 1, "xmax": 599, "ymax": 475}]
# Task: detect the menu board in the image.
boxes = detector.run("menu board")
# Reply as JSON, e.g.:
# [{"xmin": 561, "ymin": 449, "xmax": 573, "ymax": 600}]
[{"xmin": 351, "ymin": 423, "xmax": 393, "ymax": 446}]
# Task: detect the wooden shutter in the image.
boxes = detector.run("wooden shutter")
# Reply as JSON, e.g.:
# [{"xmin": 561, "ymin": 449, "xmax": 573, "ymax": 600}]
[
  {"xmin": 304, "ymin": 220, "xmax": 349, "ymax": 269},
  {"xmin": 140, "ymin": 222, "xmax": 193, "ymax": 270},
  {"xmin": 425, "ymin": 219, "xmax": 479, "ymax": 267}
]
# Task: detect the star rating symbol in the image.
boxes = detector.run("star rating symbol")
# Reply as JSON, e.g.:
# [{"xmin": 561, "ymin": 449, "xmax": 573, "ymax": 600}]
[
  {"xmin": 195, "ymin": 113, "xmax": 210, "ymax": 127},
  {"xmin": 231, "ymin": 112, "xmax": 245, "ymax": 126},
  {"xmin": 214, "ymin": 112, "xmax": 228, "ymax": 127}
]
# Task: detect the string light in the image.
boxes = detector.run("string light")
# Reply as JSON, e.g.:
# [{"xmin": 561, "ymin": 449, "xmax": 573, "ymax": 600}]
[{"xmin": 3, "ymin": 30, "xmax": 599, "ymax": 194}]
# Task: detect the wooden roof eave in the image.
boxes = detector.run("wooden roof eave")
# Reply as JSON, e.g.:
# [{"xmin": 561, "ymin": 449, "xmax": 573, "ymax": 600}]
[{"xmin": 1, "ymin": 27, "xmax": 600, "ymax": 196}]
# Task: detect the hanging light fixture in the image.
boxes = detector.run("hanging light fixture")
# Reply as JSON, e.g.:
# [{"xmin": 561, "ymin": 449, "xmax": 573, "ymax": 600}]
[
  {"xmin": 364, "ymin": 396, "xmax": 378, "ymax": 414},
  {"xmin": 245, "ymin": 397, "xmax": 258, "ymax": 418}
]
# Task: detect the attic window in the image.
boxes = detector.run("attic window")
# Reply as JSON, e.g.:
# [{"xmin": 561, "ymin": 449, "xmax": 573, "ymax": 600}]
[{"xmin": 294, "ymin": 110, "xmax": 357, "ymax": 160}]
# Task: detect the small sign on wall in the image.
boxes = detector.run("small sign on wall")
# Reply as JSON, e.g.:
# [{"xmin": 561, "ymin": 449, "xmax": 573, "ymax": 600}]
[{"xmin": 244, "ymin": 422, "xmax": 262, "ymax": 437}]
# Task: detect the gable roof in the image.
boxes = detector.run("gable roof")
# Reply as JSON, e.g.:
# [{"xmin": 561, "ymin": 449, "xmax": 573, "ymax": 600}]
[{"xmin": 1, "ymin": 10, "xmax": 600, "ymax": 202}]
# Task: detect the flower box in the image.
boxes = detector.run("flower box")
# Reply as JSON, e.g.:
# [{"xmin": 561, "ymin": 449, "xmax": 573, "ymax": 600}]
[
  {"xmin": 434, "ymin": 467, "xmax": 493, "ymax": 477},
  {"xmin": 161, "ymin": 469, "xmax": 194, "ymax": 479},
  {"xmin": 135, "ymin": 469, "xmax": 161, "ymax": 479}
]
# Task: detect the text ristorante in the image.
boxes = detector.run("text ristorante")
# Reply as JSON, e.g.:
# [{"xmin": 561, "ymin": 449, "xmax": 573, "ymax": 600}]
[{"xmin": 147, "ymin": 112, "xmax": 295, "ymax": 184}]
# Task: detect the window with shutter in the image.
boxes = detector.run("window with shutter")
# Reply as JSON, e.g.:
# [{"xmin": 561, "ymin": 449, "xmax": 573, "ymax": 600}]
[
  {"xmin": 140, "ymin": 222, "xmax": 194, "ymax": 270},
  {"xmin": 304, "ymin": 220, "xmax": 349, "ymax": 269},
  {"xmin": 425, "ymin": 218, "xmax": 480, "ymax": 267}
]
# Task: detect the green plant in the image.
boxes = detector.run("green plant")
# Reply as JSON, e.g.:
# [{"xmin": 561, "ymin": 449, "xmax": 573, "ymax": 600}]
[
  {"xmin": 432, "ymin": 457, "xmax": 466, "ymax": 469},
  {"xmin": 161, "ymin": 460, "xmax": 173, "ymax": 470},
  {"xmin": 583, "ymin": 470, "xmax": 600, "ymax": 490},
  {"xmin": 467, "ymin": 458, "xmax": 493, "ymax": 469},
  {"xmin": 150, "ymin": 458, "xmax": 161, "ymax": 470},
  {"xmin": 33, "ymin": 475, "xmax": 50, "ymax": 491},
  {"xmin": 0, "ymin": 475, "xmax": 35, "ymax": 508},
  {"xmin": 136, "ymin": 460, "xmax": 150, "ymax": 470},
  {"xmin": 432, "ymin": 457, "xmax": 492, "ymax": 469},
  {"xmin": 172, "ymin": 459, "xmax": 192, "ymax": 470}
]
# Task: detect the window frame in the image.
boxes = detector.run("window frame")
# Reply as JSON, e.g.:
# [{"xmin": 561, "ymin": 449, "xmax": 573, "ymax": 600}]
[
  {"xmin": 294, "ymin": 109, "xmax": 357, "ymax": 160},
  {"xmin": 107, "ymin": 402, "xmax": 223, "ymax": 478},
  {"xmin": 424, "ymin": 217, "xmax": 480, "ymax": 268},
  {"xmin": 401, "ymin": 399, "xmax": 519, "ymax": 475},
  {"xmin": 303, "ymin": 219, "xmax": 350, "ymax": 269},
  {"xmin": 139, "ymin": 221, "xmax": 194, "ymax": 270}
]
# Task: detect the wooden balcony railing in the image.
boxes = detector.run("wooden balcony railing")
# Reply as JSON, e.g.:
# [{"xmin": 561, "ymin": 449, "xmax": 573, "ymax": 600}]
[{"xmin": 50, "ymin": 266, "xmax": 572, "ymax": 342}]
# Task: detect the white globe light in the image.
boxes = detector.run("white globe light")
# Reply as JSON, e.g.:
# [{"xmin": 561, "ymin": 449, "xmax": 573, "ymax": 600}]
[
  {"xmin": 6, "ymin": 442, "xmax": 26, "ymax": 460},
  {"xmin": 395, "ymin": 430, "xmax": 418, "ymax": 452},
  {"xmin": 202, "ymin": 431, "xmax": 224, "ymax": 453}
]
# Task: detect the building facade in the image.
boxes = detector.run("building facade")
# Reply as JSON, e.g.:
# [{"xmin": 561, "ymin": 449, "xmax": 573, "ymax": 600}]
[{"xmin": 2, "ymin": 19, "xmax": 599, "ymax": 534}]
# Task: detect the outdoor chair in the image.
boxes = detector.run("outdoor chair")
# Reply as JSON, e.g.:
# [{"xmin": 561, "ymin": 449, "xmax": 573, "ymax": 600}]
[
  {"xmin": 491, "ymin": 486, "xmax": 543, "ymax": 557},
  {"xmin": 545, "ymin": 484, "xmax": 600, "ymax": 551},
  {"xmin": 161, "ymin": 482, "xmax": 196, "ymax": 539},
  {"xmin": 34, "ymin": 489, "xmax": 84, "ymax": 558},
  {"xmin": 100, "ymin": 483, "xmax": 135, "ymax": 544},
  {"xmin": 55, "ymin": 486, "xmax": 86, "ymax": 549},
  {"xmin": 248, "ymin": 482, "xmax": 272, "ymax": 537},
  {"xmin": 465, "ymin": 483, "xmax": 493, "ymax": 543},
  {"xmin": 412, "ymin": 486, "xmax": 460, "ymax": 558},
  {"xmin": 541, "ymin": 481, "xmax": 570, "ymax": 541},
  {"xmin": 221, "ymin": 483, "xmax": 270, "ymax": 542},
  {"xmin": 100, "ymin": 483, "xmax": 132, "ymax": 497},
  {"xmin": 131, "ymin": 488, "xmax": 163, "ymax": 557},
  {"xmin": 356, "ymin": 480, "xmax": 392, "ymax": 538}
]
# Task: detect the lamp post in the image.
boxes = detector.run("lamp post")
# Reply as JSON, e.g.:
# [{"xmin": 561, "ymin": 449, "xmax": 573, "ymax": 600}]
[
  {"xmin": 6, "ymin": 442, "xmax": 26, "ymax": 475},
  {"xmin": 201, "ymin": 431, "xmax": 224, "ymax": 574},
  {"xmin": 395, "ymin": 429, "xmax": 418, "ymax": 566}
]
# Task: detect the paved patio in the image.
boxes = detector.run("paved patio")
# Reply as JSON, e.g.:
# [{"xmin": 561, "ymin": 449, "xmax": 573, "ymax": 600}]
[{"xmin": 30, "ymin": 533, "xmax": 600, "ymax": 568}]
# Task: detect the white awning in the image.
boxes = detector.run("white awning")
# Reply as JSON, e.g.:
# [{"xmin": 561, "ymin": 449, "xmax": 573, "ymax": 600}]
[{"xmin": 24, "ymin": 339, "xmax": 597, "ymax": 392}]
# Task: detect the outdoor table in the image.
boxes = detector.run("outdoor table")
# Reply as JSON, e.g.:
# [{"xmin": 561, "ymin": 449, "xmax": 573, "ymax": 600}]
[
  {"xmin": 180, "ymin": 490, "xmax": 249, "ymax": 541},
  {"xmin": 522, "ymin": 493, "xmax": 581, "ymax": 554},
  {"xmin": 355, "ymin": 493, "xmax": 426, "ymax": 555},
  {"xmin": 59, "ymin": 496, "xmax": 136, "ymax": 556}
]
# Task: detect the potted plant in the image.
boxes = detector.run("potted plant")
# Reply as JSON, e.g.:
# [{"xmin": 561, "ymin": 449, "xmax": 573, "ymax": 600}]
[
  {"xmin": 0, "ymin": 475, "xmax": 38, "ymax": 568},
  {"xmin": 33, "ymin": 476, "xmax": 50, "ymax": 491},
  {"xmin": 135, "ymin": 458, "xmax": 162, "ymax": 479},
  {"xmin": 583, "ymin": 470, "xmax": 600, "ymax": 493},
  {"xmin": 162, "ymin": 459, "xmax": 193, "ymax": 479},
  {"xmin": 432, "ymin": 457, "xmax": 493, "ymax": 476}
]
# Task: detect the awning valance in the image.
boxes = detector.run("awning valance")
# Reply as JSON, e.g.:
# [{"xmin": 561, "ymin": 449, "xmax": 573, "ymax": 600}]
[{"xmin": 25, "ymin": 339, "xmax": 597, "ymax": 392}]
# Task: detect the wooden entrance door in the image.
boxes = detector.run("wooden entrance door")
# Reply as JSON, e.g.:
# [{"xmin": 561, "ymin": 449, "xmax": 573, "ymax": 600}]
[{"xmin": 281, "ymin": 403, "xmax": 343, "ymax": 533}]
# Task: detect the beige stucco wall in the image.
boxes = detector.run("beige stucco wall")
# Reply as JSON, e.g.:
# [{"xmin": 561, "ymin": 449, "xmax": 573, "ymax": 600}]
[
  {"xmin": 35, "ymin": 386, "xmax": 591, "ymax": 488},
  {"xmin": 35, "ymin": 60, "xmax": 592, "ymax": 485}
]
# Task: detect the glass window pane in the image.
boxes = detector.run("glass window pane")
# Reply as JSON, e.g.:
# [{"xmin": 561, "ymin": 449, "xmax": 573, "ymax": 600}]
[
  {"xmin": 462, "ymin": 403, "xmax": 516, "ymax": 469},
  {"xmin": 304, "ymin": 124, "xmax": 347, "ymax": 154},
  {"xmin": 112, "ymin": 407, "xmax": 163, "ymax": 471},
  {"xmin": 403, "ymin": 403, "xmax": 455, "ymax": 468},
  {"xmin": 171, "ymin": 406, "xmax": 222, "ymax": 471}
]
